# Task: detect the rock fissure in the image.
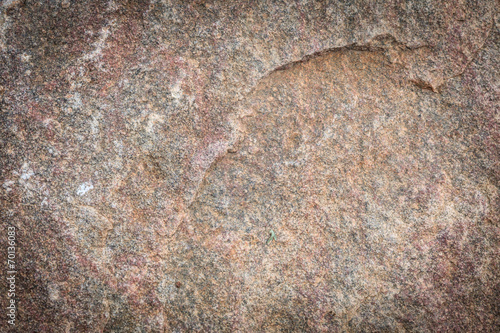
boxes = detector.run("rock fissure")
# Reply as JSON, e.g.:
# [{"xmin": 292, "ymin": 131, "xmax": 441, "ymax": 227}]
[{"xmin": 187, "ymin": 34, "xmax": 430, "ymax": 217}]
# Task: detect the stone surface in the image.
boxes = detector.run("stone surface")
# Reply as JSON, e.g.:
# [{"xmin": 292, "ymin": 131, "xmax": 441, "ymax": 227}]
[{"xmin": 0, "ymin": 0, "xmax": 499, "ymax": 332}]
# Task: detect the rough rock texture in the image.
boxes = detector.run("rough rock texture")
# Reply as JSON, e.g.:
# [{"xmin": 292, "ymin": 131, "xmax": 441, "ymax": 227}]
[{"xmin": 0, "ymin": 0, "xmax": 499, "ymax": 332}]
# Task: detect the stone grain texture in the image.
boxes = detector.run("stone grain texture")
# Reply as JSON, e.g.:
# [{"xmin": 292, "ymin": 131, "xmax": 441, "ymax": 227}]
[{"xmin": 0, "ymin": 0, "xmax": 499, "ymax": 332}]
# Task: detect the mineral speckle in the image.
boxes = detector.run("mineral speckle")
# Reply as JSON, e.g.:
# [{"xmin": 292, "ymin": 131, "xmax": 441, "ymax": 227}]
[{"xmin": 0, "ymin": 1, "xmax": 498, "ymax": 332}]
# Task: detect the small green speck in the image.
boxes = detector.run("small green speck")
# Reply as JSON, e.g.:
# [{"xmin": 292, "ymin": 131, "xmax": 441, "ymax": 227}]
[{"xmin": 266, "ymin": 229, "xmax": 277, "ymax": 245}]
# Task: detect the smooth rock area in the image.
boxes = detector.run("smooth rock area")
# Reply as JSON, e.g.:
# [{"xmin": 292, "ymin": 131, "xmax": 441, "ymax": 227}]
[{"xmin": 0, "ymin": 1, "xmax": 498, "ymax": 332}]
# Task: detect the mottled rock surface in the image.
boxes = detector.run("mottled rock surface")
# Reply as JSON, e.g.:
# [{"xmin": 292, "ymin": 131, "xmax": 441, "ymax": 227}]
[{"xmin": 0, "ymin": 0, "xmax": 499, "ymax": 332}]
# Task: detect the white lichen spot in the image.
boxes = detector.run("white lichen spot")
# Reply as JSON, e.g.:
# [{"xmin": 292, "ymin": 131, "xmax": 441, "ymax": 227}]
[
  {"xmin": 91, "ymin": 115, "xmax": 100, "ymax": 135},
  {"xmin": 76, "ymin": 181, "xmax": 94, "ymax": 196},
  {"xmin": 20, "ymin": 52, "xmax": 31, "ymax": 63},
  {"xmin": 107, "ymin": 0, "xmax": 118, "ymax": 11},
  {"xmin": 47, "ymin": 283, "xmax": 60, "ymax": 302},
  {"xmin": 2, "ymin": 180, "xmax": 14, "ymax": 192},
  {"xmin": 113, "ymin": 140, "xmax": 124, "ymax": 156},
  {"xmin": 170, "ymin": 81, "xmax": 183, "ymax": 99},
  {"xmin": 47, "ymin": 146, "xmax": 59, "ymax": 157},
  {"xmin": 146, "ymin": 113, "xmax": 165, "ymax": 133},
  {"xmin": 69, "ymin": 92, "xmax": 82, "ymax": 109},
  {"xmin": 81, "ymin": 22, "xmax": 113, "ymax": 62},
  {"xmin": 20, "ymin": 163, "xmax": 34, "ymax": 180}
]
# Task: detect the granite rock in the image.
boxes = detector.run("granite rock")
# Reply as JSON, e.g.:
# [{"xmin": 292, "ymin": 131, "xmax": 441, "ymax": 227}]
[{"xmin": 0, "ymin": 0, "xmax": 499, "ymax": 332}]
